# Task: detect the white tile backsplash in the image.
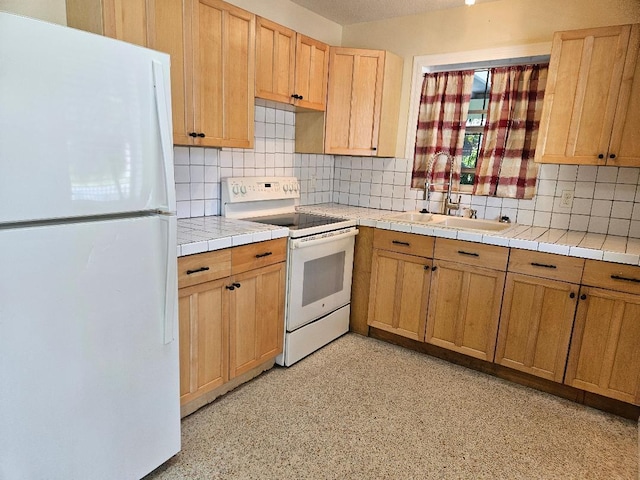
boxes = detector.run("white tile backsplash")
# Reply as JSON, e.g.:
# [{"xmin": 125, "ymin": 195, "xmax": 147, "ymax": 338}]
[{"xmin": 173, "ymin": 102, "xmax": 640, "ymax": 239}]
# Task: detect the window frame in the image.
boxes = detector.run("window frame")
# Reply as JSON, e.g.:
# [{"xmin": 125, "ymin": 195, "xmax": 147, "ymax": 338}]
[{"xmin": 406, "ymin": 44, "xmax": 551, "ymax": 193}]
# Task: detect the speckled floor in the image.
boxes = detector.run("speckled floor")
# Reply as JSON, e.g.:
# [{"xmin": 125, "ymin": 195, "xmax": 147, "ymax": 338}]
[{"xmin": 145, "ymin": 334, "xmax": 639, "ymax": 480}]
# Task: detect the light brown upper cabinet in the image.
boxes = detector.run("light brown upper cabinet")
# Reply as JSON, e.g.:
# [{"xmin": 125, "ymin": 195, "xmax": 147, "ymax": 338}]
[
  {"xmin": 536, "ymin": 24, "xmax": 640, "ymax": 166},
  {"xmin": 151, "ymin": 0, "xmax": 255, "ymax": 148},
  {"xmin": 324, "ymin": 48, "xmax": 403, "ymax": 157},
  {"xmin": 255, "ymin": 17, "xmax": 329, "ymax": 111},
  {"xmin": 66, "ymin": 0, "xmax": 152, "ymax": 47}
]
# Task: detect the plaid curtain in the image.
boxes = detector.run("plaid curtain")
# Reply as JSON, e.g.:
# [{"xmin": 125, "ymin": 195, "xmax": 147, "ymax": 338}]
[
  {"xmin": 473, "ymin": 64, "xmax": 548, "ymax": 199},
  {"xmin": 411, "ymin": 70, "xmax": 475, "ymax": 190}
]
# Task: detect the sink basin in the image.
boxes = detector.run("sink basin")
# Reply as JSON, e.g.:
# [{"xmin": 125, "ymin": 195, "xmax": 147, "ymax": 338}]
[
  {"xmin": 386, "ymin": 211, "xmax": 434, "ymax": 223},
  {"xmin": 428, "ymin": 215, "xmax": 517, "ymax": 233}
]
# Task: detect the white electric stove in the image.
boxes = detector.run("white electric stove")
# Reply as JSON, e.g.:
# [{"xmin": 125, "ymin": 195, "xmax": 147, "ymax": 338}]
[{"xmin": 222, "ymin": 177, "xmax": 358, "ymax": 366}]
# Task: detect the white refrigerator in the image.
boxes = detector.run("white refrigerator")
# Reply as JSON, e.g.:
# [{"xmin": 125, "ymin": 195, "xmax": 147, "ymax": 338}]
[{"xmin": 0, "ymin": 13, "xmax": 180, "ymax": 480}]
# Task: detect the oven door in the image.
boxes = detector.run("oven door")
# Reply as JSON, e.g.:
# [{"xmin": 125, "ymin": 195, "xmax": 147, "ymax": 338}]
[{"xmin": 286, "ymin": 227, "xmax": 358, "ymax": 331}]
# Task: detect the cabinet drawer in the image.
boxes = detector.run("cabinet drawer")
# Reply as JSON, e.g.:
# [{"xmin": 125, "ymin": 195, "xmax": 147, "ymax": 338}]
[
  {"xmin": 582, "ymin": 260, "xmax": 640, "ymax": 295},
  {"xmin": 232, "ymin": 238, "xmax": 287, "ymax": 275},
  {"xmin": 434, "ymin": 238, "xmax": 508, "ymax": 271},
  {"xmin": 508, "ymin": 249, "xmax": 585, "ymax": 283},
  {"xmin": 373, "ymin": 229, "xmax": 434, "ymax": 258},
  {"xmin": 178, "ymin": 249, "xmax": 232, "ymax": 289}
]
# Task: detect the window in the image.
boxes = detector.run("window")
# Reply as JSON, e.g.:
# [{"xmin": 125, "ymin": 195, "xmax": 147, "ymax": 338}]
[
  {"xmin": 461, "ymin": 69, "xmax": 490, "ymax": 186},
  {"xmin": 406, "ymin": 44, "xmax": 552, "ymax": 195}
]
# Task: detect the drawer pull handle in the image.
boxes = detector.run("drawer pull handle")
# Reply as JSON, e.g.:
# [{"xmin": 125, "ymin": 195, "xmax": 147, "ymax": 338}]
[
  {"xmin": 392, "ymin": 240, "xmax": 410, "ymax": 246},
  {"xmin": 458, "ymin": 250, "xmax": 479, "ymax": 257},
  {"xmin": 611, "ymin": 274, "xmax": 640, "ymax": 284},
  {"xmin": 186, "ymin": 266, "xmax": 210, "ymax": 275},
  {"xmin": 255, "ymin": 252, "xmax": 273, "ymax": 258},
  {"xmin": 531, "ymin": 262, "xmax": 557, "ymax": 269}
]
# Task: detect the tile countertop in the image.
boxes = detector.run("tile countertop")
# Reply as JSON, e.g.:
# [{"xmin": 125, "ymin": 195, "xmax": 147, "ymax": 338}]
[
  {"xmin": 177, "ymin": 216, "xmax": 289, "ymax": 257},
  {"xmin": 177, "ymin": 203, "xmax": 640, "ymax": 266}
]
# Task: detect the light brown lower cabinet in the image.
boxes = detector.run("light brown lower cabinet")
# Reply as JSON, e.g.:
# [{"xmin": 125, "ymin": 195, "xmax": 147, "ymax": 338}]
[
  {"xmin": 495, "ymin": 250, "xmax": 584, "ymax": 382},
  {"xmin": 177, "ymin": 239, "xmax": 286, "ymax": 411},
  {"xmin": 425, "ymin": 240, "xmax": 507, "ymax": 361},
  {"xmin": 564, "ymin": 260, "xmax": 640, "ymax": 405},
  {"xmin": 179, "ymin": 277, "xmax": 229, "ymax": 405},
  {"xmin": 495, "ymin": 273, "xmax": 578, "ymax": 382},
  {"xmin": 366, "ymin": 230, "xmax": 434, "ymax": 341},
  {"xmin": 229, "ymin": 262, "xmax": 285, "ymax": 379}
]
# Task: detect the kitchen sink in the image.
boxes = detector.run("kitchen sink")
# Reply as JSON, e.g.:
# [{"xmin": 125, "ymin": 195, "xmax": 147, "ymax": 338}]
[
  {"xmin": 428, "ymin": 215, "xmax": 517, "ymax": 233},
  {"xmin": 386, "ymin": 211, "xmax": 434, "ymax": 223},
  {"xmin": 386, "ymin": 211, "xmax": 518, "ymax": 234}
]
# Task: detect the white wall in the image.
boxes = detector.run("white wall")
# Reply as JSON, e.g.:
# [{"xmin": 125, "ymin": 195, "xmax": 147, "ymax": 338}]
[{"xmin": 0, "ymin": 0, "xmax": 66, "ymax": 24}]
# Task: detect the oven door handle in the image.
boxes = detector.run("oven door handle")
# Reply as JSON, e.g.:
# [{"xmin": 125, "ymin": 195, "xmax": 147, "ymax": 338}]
[{"xmin": 290, "ymin": 228, "xmax": 359, "ymax": 249}]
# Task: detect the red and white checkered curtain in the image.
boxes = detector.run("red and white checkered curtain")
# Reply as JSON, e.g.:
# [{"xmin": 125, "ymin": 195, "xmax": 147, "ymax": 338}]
[
  {"xmin": 473, "ymin": 64, "xmax": 548, "ymax": 199},
  {"xmin": 411, "ymin": 70, "xmax": 475, "ymax": 190}
]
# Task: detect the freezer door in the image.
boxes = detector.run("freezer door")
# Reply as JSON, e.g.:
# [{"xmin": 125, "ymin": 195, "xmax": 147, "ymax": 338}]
[
  {"xmin": 0, "ymin": 13, "xmax": 175, "ymax": 224},
  {"xmin": 0, "ymin": 215, "xmax": 180, "ymax": 480}
]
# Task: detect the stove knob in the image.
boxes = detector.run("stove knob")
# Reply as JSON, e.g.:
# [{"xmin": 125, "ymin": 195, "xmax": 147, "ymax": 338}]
[
  {"xmin": 240, "ymin": 185, "xmax": 247, "ymax": 195},
  {"xmin": 232, "ymin": 185, "xmax": 239, "ymax": 195}
]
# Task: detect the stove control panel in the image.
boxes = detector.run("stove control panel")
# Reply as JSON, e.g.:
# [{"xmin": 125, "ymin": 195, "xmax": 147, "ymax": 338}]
[{"xmin": 222, "ymin": 176, "xmax": 300, "ymax": 203}]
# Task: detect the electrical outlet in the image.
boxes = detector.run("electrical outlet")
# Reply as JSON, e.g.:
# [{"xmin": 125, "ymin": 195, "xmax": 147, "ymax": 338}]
[{"xmin": 560, "ymin": 190, "xmax": 574, "ymax": 209}]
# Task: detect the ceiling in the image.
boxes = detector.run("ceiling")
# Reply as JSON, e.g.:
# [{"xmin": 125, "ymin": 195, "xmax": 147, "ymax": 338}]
[{"xmin": 287, "ymin": 0, "xmax": 499, "ymax": 25}]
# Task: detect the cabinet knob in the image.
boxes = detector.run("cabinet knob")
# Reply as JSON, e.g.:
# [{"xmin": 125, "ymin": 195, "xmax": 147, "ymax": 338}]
[
  {"xmin": 233, "ymin": 282, "xmax": 241, "ymax": 288},
  {"xmin": 569, "ymin": 292, "xmax": 575, "ymax": 299},
  {"xmin": 580, "ymin": 294, "xmax": 587, "ymax": 300},
  {"xmin": 609, "ymin": 153, "xmax": 616, "ymax": 159},
  {"xmin": 424, "ymin": 265, "xmax": 430, "ymax": 271},
  {"xmin": 197, "ymin": 133, "xmax": 205, "ymax": 138},
  {"xmin": 371, "ymin": 147, "xmax": 377, "ymax": 151},
  {"xmin": 189, "ymin": 132, "xmax": 198, "ymax": 137},
  {"xmin": 225, "ymin": 285, "xmax": 235, "ymax": 291},
  {"xmin": 598, "ymin": 154, "xmax": 604, "ymax": 159},
  {"xmin": 431, "ymin": 266, "xmax": 438, "ymax": 272}
]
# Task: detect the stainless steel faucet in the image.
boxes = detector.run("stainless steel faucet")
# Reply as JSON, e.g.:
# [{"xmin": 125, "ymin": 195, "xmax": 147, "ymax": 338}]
[
  {"xmin": 425, "ymin": 152, "xmax": 460, "ymax": 215},
  {"xmin": 444, "ymin": 156, "xmax": 460, "ymax": 216}
]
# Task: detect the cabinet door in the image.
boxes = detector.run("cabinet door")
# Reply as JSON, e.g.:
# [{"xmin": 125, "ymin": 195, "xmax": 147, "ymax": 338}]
[
  {"xmin": 178, "ymin": 278, "xmax": 229, "ymax": 406},
  {"xmin": 193, "ymin": 0, "xmax": 255, "ymax": 148},
  {"xmin": 325, "ymin": 48, "xmax": 384, "ymax": 155},
  {"xmin": 495, "ymin": 273, "xmax": 578, "ymax": 382},
  {"xmin": 255, "ymin": 17, "xmax": 296, "ymax": 104},
  {"xmin": 150, "ymin": 0, "xmax": 193, "ymax": 146},
  {"xmin": 426, "ymin": 260, "xmax": 505, "ymax": 361},
  {"xmin": 295, "ymin": 35, "xmax": 329, "ymax": 111},
  {"xmin": 103, "ymin": 0, "xmax": 151, "ymax": 46},
  {"xmin": 229, "ymin": 263, "xmax": 285, "ymax": 379},
  {"xmin": 66, "ymin": 0, "xmax": 151, "ymax": 47},
  {"xmin": 565, "ymin": 287, "xmax": 640, "ymax": 405},
  {"xmin": 367, "ymin": 249, "xmax": 431, "ymax": 341},
  {"xmin": 536, "ymin": 25, "xmax": 632, "ymax": 165},
  {"xmin": 608, "ymin": 24, "xmax": 640, "ymax": 167}
]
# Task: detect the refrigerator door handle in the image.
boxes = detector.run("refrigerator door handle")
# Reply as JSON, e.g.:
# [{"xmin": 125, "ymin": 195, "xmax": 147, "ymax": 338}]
[
  {"xmin": 162, "ymin": 215, "xmax": 178, "ymax": 345},
  {"xmin": 152, "ymin": 60, "xmax": 176, "ymax": 213}
]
